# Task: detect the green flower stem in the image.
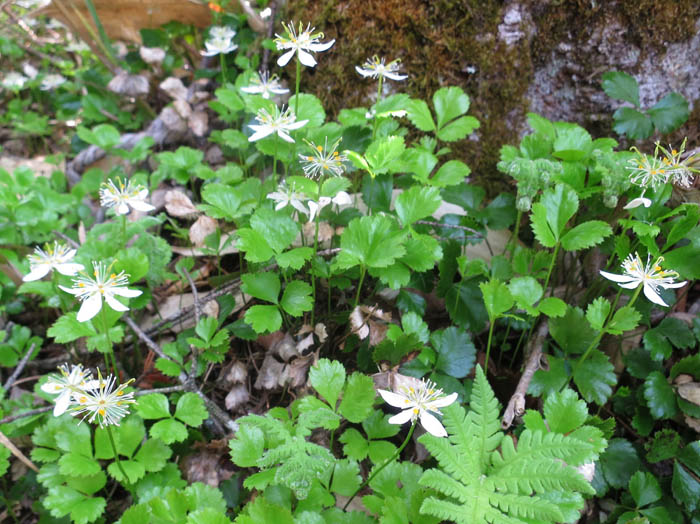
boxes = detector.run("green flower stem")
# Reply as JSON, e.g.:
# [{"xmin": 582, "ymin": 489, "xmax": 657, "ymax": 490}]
[
  {"xmin": 105, "ymin": 424, "xmax": 130, "ymax": 486},
  {"xmin": 573, "ymin": 284, "xmax": 642, "ymax": 377},
  {"xmin": 100, "ymin": 307, "xmax": 118, "ymax": 378},
  {"xmin": 343, "ymin": 421, "xmax": 416, "ymax": 510},
  {"xmin": 484, "ymin": 317, "xmax": 496, "ymax": 375},
  {"xmin": 542, "ymin": 242, "xmax": 560, "ymax": 293},
  {"xmin": 294, "ymin": 57, "xmax": 302, "ymax": 116},
  {"xmin": 505, "ymin": 210, "xmax": 522, "ymax": 258},
  {"xmin": 121, "ymin": 214, "xmax": 127, "ymax": 249},
  {"xmin": 371, "ymin": 76, "xmax": 384, "ymax": 141},
  {"xmin": 354, "ymin": 265, "xmax": 367, "ymax": 308},
  {"xmin": 52, "ymin": 271, "xmax": 68, "ymax": 312},
  {"xmin": 273, "ymin": 136, "xmax": 278, "ymax": 182},
  {"xmin": 220, "ymin": 53, "xmax": 228, "ymax": 84},
  {"xmin": 310, "ymin": 181, "xmax": 324, "ymax": 327}
]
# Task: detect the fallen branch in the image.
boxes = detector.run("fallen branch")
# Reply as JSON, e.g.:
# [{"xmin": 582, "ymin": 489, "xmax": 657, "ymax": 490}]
[
  {"xmin": 3, "ymin": 343, "xmax": 37, "ymax": 391},
  {"xmin": 501, "ymin": 321, "xmax": 549, "ymax": 430}
]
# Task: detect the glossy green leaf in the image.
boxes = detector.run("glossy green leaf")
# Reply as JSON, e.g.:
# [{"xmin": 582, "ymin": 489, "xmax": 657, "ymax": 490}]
[
  {"xmin": 647, "ymin": 92, "xmax": 689, "ymax": 134},
  {"xmin": 241, "ymin": 272, "xmax": 280, "ymax": 304},
  {"xmin": 280, "ymin": 280, "xmax": 313, "ymax": 317},
  {"xmin": 308, "ymin": 358, "xmax": 346, "ymax": 409},
  {"xmin": 601, "ymin": 71, "xmax": 640, "ymax": 106},
  {"xmin": 244, "ymin": 305, "xmax": 282, "ymax": 334},
  {"xmin": 175, "ymin": 393, "xmax": 208, "ymax": 427},
  {"xmin": 561, "ymin": 220, "xmax": 612, "ymax": 251},
  {"xmin": 629, "ymin": 471, "xmax": 662, "ymax": 508},
  {"xmin": 395, "ymin": 185, "xmax": 442, "ymax": 227}
]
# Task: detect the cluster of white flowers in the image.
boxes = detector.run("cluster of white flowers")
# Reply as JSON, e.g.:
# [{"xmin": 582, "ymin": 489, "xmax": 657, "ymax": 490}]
[
  {"xmin": 378, "ymin": 378, "xmax": 457, "ymax": 438},
  {"xmin": 248, "ymin": 106, "xmax": 308, "ymax": 143},
  {"xmin": 40, "ymin": 73, "xmax": 66, "ymax": 91},
  {"xmin": 266, "ymin": 180, "xmax": 351, "ymax": 222},
  {"xmin": 41, "ymin": 364, "xmax": 135, "ymax": 427},
  {"xmin": 624, "ymin": 141, "xmax": 697, "ymax": 209},
  {"xmin": 202, "ymin": 25, "xmax": 237, "ymax": 57},
  {"xmin": 2, "ymin": 72, "xmax": 28, "ymax": 90},
  {"xmin": 600, "ymin": 252, "xmax": 686, "ymax": 307}
]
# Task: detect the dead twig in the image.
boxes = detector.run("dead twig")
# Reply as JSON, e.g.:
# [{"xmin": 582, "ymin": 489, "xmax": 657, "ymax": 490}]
[
  {"xmin": 501, "ymin": 321, "xmax": 549, "ymax": 430},
  {"xmin": 0, "ymin": 430, "xmax": 38, "ymax": 472},
  {"xmin": 0, "ymin": 406, "xmax": 51, "ymax": 426},
  {"xmin": 3, "ymin": 343, "xmax": 37, "ymax": 391}
]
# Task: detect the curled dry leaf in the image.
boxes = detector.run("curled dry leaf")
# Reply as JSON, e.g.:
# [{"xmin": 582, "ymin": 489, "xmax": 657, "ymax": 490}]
[
  {"xmin": 302, "ymin": 221, "xmax": 334, "ymax": 246},
  {"xmin": 140, "ymin": 46, "xmax": 166, "ymax": 64},
  {"xmin": 189, "ymin": 215, "xmax": 218, "ymax": 247},
  {"xmin": 78, "ymin": 221, "xmax": 87, "ymax": 245},
  {"xmin": 108, "ymin": 72, "xmax": 149, "ymax": 97},
  {"xmin": 349, "ymin": 305, "xmax": 392, "ymax": 346},
  {"xmin": 173, "ymin": 99, "xmax": 192, "ymax": 119},
  {"xmin": 677, "ymin": 382, "xmax": 700, "ymax": 406},
  {"xmin": 254, "ymin": 354, "xmax": 284, "ymax": 390},
  {"xmin": 223, "ymin": 361, "xmax": 248, "ymax": 386},
  {"xmin": 225, "ymin": 384, "xmax": 250, "ymax": 411},
  {"xmin": 180, "ymin": 441, "xmax": 234, "ymax": 487},
  {"xmin": 165, "ymin": 189, "xmax": 199, "ymax": 218},
  {"xmin": 159, "ymin": 77, "xmax": 188, "ymax": 101},
  {"xmin": 684, "ymin": 415, "xmax": 700, "ymax": 432},
  {"xmin": 188, "ymin": 110, "xmax": 209, "ymax": 137},
  {"xmin": 159, "ymin": 106, "xmax": 188, "ymax": 135},
  {"xmin": 202, "ymin": 299, "xmax": 219, "ymax": 318}
]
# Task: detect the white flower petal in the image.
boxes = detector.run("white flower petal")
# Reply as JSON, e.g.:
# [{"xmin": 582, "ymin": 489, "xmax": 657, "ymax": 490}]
[
  {"xmin": 297, "ymin": 49, "xmax": 318, "ymax": 68},
  {"xmin": 110, "ymin": 287, "xmax": 142, "ymax": 298},
  {"xmin": 619, "ymin": 281, "xmax": 641, "ymax": 290},
  {"xmin": 642, "ymin": 283, "xmax": 669, "ymax": 307},
  {"xmin": 378, "ymin": 389, "xmax": 410, "ymax": 408},
  {"xmin": 240, "ymin": 86, "xmax": 262, "ymax": 94},
  {"xmin": 41, "ymin": 381, "xmax": 61, "ymax": 394},
  {"xmin": 249, "ymin": 126, "xmax": 274, "ymax": 142},
  {"xmin": 53, "ymin": 391, "xmax": 72, "ymax": 416},
  {"xmin": 128, "ymin": 200, "xmax": 155, "ymax": 212},
  {"xmin": 116, "ymin": 202, "xmax": 130, "ymax": 215},
  {"xmin": 105, "ymin": 293, "xmax": 129, "ymax": 312},
  {"xmin": 308, "ymin": 39, "xmax": 334, "ymax": 52},
  {"xmin": 599, "ymin": 270, "xmax": 638, "ymax": 284},
  {"xmin": 277, "ymin": 49, "xmax": 296, "ymax": 67},
  {"xmin": 277, "ymin": 130, "xmax": 296, "ymax": 143},
  {"xmin": 383, "ymin": 71, "xmax": 408, "ymax": 81},
  {"xmin": 427, "ymin": 391, "xmax": 458, "ymax": 409},
  {"xmin": 286, "ymin": 119, "xmax": 309, "ymax": 131},
  {"xmin": 307, "ymin": 201, "xmax": 319, "ymax": 222},
  {"xmin": 23, "ymin": 265, "xmax": 51, "ymax": 282},
  {"xmin": 55, "ymin": 263, "xmax": 85, "ymax": 276},
  {"xmin": 623, "ymin": 197, "xmax": 652, "ymax": 209},
  {"xmin": 291, "ymin": 200, "xmax": 309, "ymax": 216},
  {"xmin": 76, "ymin": 293, "xmax": 103, "ymax": 322},
  {"xmin": 356, "ymin": 66, "xmax": 373, "ymax": 77},
  {"xmin": 419, "ymin": 410, "xmax": 447, "ymax": 437},
  {"xmin": 659, "ymin": 280, "xmax": 687, "ymax": 289},
  {"xmin": 59, "ymin": 284, "xmax": 82, "ymax": 295},
  {"xmin": 388, "ymin": 408, "xmax": 415, "ymax": 426},
  {"xmin": 332, "ymin": 192, "xmax": 352, "ymax": 206}
]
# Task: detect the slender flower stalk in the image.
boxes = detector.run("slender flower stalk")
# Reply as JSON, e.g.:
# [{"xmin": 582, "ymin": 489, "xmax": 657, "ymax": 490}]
[
  {"xmin": 59, "ymin": 261, "xmax": 142, "ymax": 322},
  {"xmin": 23, "ymin": 241, "xmax": 84, "ymax": 282},
  {"xmin": 600, "ymin": 253, "xmax": 686, "ymax": 307}
]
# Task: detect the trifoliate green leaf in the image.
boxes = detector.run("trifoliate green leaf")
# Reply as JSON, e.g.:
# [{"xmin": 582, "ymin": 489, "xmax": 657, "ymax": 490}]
[
  {"xmin": 58, "ymin": 453, "xmax": 101, "ymax": 477},
  {"xmin": 236, "ymin": 228, "xmax": 274, "ymax": 263},
  {"xmin": 433, "ymin": 86, "xmax": 470, "ymax": 130},
  {"xmin": 601, "ymin": 71, "xmax": 640, "ymax": 106},
  {"xmin": 606, "ymin": 306, "xmax": 640, "ymax": 335},
  {"xmin": 365, "ymin": 136, "xmax": 405, "ymax": 175},
  {"xmin": 561, "ymin": 220, "xmax": 612, "ymax": 251},
  {"xmin": 280, "ymin": 280, "xmax": 313, "ymax": 317},
  {"xmin": 629, "ymin": 472, "xmax": 662, "ymax": 508},
  {"xmin": 338, "ymin": 428, "xmax": 369, "ymax": 461},
  {"xmin": 276, "ymin": 247, "xmax": 313, "ymax": 270},
  {"xmin": 573, "ymin": 349, "xmax": 616, "ymax": 405},
  {"xmin": 338, "ymin": 373, "xmax": 375, "ymax": 423},
  {"xmin": 149, "ymin": 418, "xmax": 188, "ymax": 444},
  {"xmin": 647, "ymin": 92, "xmax": 689, "ymax": 134},
  {"xmin": 479, "ymin": 279, "xmax": 514, "ymax": 321},
  {"xmin": 241, "ymin": 272, "xmax": 280, "ymax": 304},
  {"xmin": 612, "ymin": 107, "xmax": 653, "ymax": 140},
  {"xmin": 643, "ymin": 372, "xmax": 678, "ymax": 420},
  {"xmin": 45, "ymin": 486, "xmax": 106, "ymax": 524},
  {"xmin": 586, "ymin": 297, "xmax": 610, "ymax": 332},
  {"xmin": 47, "ymin": 313, "xmax": 96, "ymax": 343},
  {"xmin": 229, "ymin": 424, "xmax": 265, "ymax": 467},
  {"xmin": 599, "ymin": 438, "xmax": 641, "ymax": 489},
  {"xmin": 199, "ymin": 183, "xmax": 242, "ymax": 220},
  {"xmin": 395, "ymin": 185, "xmax": 442, "ymax": 227},
  {"xmin": 309, "ymin": 359, "xmax": 346, "ymax": 409},
  {"xmin": 336, "ymin": 215, "xmax": 406, "ymax": 269},
  {"xmin": 175, "ymin": 392, "xmax": 208, "ymax": 427},
  {"xmin": 244, "ymin": 305, "xmax": 282, "ymax": 334},
  {"xmin": 136, "ymin": 393, "xmax": 171, "ymax": 420},
  {"xmin": 250, "ymin": 207, "xmax": 299, "ymax": 254},
  {"xmin": 543, "ymin": 388, "xmax": 588, "ymax": 434}
]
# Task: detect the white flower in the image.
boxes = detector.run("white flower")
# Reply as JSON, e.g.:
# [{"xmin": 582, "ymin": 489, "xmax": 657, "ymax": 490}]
[
  {"xmin": 40, "ymin": 74, "xmax": 66, "ymax": 91},
  {"xmin": 248, "ymin": 106, "xmax": 308, "ymax": 143},
  {"xmin": 307, "ymin": 191, "xmax": 352, "ymax": 222},
  {"xmin": 600, "ymin": 253, "xmax": 687, "ymax": 307},
  {"xmin": 657, "ymin": 139, "xmax": 697, "ymax": 189},
  {"xmin": 99, "ymin": 177, "xmax": 155, "ymax": 216},
  {"xmin": 71, "ymin": 371, "xmax": 136, "ymax": 427},
  {"xmin": 59, "ymin": 261, "xmax": 142, "ymax": 322},
  {"xmin": 2, "ymin": 72, "xmax": 28, "ymax": 90},
  {"xmin": 23, "ymin": 241, "xmax": 84, "ymax": 282},
  {"xmin": 202, "ymin": 36, "xmax": 238, "ymax": 56},
  {"xmin": 209, "ymin": 25, "xmax": 236, "ymax": 40},
  {"xmin": 240, "ymin": 71, "xmax": 290, "ymax": 99},
  {"xmin": 298, "ymin": 138, "xmax": 347, "ymax": 179},
  {"xmin": 274, "ymin": 21, "xmax": 335, "ymax": 68},
  {"xmin": 355, "ymin": 56, "xmax": 407, "ymax": 81},
  {"xmin": 378, "ymin": 378, "xmax": 457, "ymax": 438},
  {"xmin": 266, "ymin": 182, "xmax": 308, "ymax": 215},
  {"xmin": 40, "ymin": 364, "xmax": 93, "ymax": 416}
]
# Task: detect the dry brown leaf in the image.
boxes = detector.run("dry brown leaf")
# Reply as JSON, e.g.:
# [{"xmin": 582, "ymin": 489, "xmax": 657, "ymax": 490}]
[
  {"xmin": 170, "ymin": 234, "xmax": 237, "ymax": 256},
  {"xmin": 165, "ymin": 190, "xmax": 199, "ymax": 218},
  {"xmin": 160, "ymin": 77, "xmax": 188, "ymax": 100},
  {"xmin": 349, "ymin": 305, "xmax": 392, "ymax": 346},
  {"xmin": 254, "ymin": 354, "xmax": 285, "ymax": 390},
  {"xmin": 189, "ymin": 215, "xmax": 218, "ymax": 247},
  {"xmin": 286, "ymin": 354, "xmax": 314, "ymax": 388},
  {"xmin": 0, "ymin": 155, "xmax": 64, "ymax": 178},
  {"xmin": 180, "ymin": 443, "xmax": 234, "ymax": 487},
  {"xmin": 140, "ymin": 46, "xmax": 165, "ymax": 64},
  {"xmin": 678, "ymin": 382, "xmax": 700, "ymax": 406},
  {"xmin": 222, "ymin": 361, "xmax": 247, "ymax": 386},
  {"xmin": 78, "ymin": 221, "xmax": 87, "ymax": 244},
  {"xmin": 159, "ymin": 106, "xmax": 188, "ymax": 135},
  {"xmin": 202, "ymin": 298, "xmax": 219, "ymax": 318},
  {"xmin": 296, "ymin": 333, "xmax": 314, "ymax": 354},
  {"xmin": 302, "ymin": 221, "xmax": 334, "ymax": 246},
  {"xmin": 108, "ymin": 72, "xmax": 149, "ymax": 97},
  {"xmin": 224, "ymin": 384, "xmax": 250, "ymax": 411},
  {"xmin": 173, "ymin": 99, "xmax": 193, "ymax": 119},
  {"xmin": 189, "ymin": 110, "xmax": 209, "ymax": 137},
  {"xmin": 684, "ymin": 415, "xmax": 700, "ymax": 433}
]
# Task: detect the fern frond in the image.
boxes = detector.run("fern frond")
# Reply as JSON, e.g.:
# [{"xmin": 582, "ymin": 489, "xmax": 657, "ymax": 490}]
[
  {"xmin": 488, "ymin": 491, "xmax": 564, "ymax": 521},
  {"xmin": 466, "ymin": 366, "xmax": 502, "ymax": 469},
  {"xmin": 420, "ymin": 429, "xmax": 480, "ymax": 485},
  {"xmin": 419, "ymin": 468, "xmax": 474, "ymax": 503},
  {"xmin": 490, "ymin": 457, "xmax": 594, "ymax": 495},
  {"xmin": 238, "ymin": 413, "xmax": 290, "ymax": 442},
  {"xmin": 493, "ymin": 430, "xmax": 598, "ymax": 474}
]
